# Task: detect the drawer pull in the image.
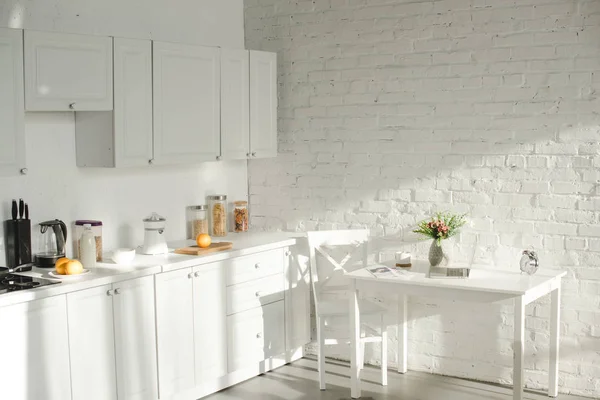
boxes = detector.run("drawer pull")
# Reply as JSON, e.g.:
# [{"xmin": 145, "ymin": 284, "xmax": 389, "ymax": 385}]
[
  {"xmin": 194, "ymin": 272, "xmax": 201, "ymax": 278},
  {"xmin": 106, "ymin": 289, "xmax": 114, "ymax": 296},
  {"xmin": 285, "ymin": 250, "xmax": 291, "ymax": 257},
  {"xmin": 255, "ymin": 291, "xmax": 263, "ymax": 297},
  {"xmin": 255, "ymin": 263, "xmax": 261, "ymax": 269},
  {"xmin": 114, "ymin": 288, "xmax": 121, "ymax": 295},
  {"xmin": 188, "ymin": 272, "xmax": 194, "ymax": 279},
  {"xmin": 256, "ymin": 332, "xmax": 263, "ymax": 339}
]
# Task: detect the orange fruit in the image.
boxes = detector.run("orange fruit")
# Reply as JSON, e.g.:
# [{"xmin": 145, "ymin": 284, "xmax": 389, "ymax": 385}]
[
  {"xmin": 196, "ymin": 233, "xmax": 212, "ymax": 248},
  {"xmin": 55, "ymin": 257, "xmax": 70, "ymax": 275},
  {"xmin": 65, "ymin": 259, "xmax": 84, "ymax": 275}
]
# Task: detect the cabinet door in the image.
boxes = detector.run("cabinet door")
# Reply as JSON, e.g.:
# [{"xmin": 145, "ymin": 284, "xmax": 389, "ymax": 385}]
[
  {"xmin": 155, "ymin": 268, "xmax": 195, "ymax": 398},
  {"xmin": 113, "ymin": 276, "xmax": 159, "ymax": 400},
  {"xmin": 67, "ymin": 285, "xmax": 118, "ymax": 400},
  {"xmin": 250, "ymin": 50, "xmax": 278, "ymax": 158},
  {"xmin": 192, "ymin": 263, "xmax": 228, "ymax": 382},
  {"xmin": 221, "ymin": 49, "xmax": 250, "ymax": 160},
  {"xmin": 0, "ymin": 28, "xmax": 25, "ymax": 176},
  {"xmin": 114, "ymin": 38, "xmax": 153, "ymax": 167},
  {"xmin": 0, "ymin": 295, "xmax": 71, "ymax": 400},
  {"xmin": 227, "ymin": 301, "xmax": 285, "ymax": 372},
  {"xmin": 153, "ymin": 42, "xmax": 220, "ymax": 165},
  {"xmin": 24, "ymin": 30, "xmax": 113, "ymax": 111},
  {"xmin": 285, "ymin": 244, "xmax": 311, "ymax": 350}
]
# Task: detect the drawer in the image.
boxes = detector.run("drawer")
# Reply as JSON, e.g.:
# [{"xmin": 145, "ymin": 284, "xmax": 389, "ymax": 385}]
[
  {"xmin": 227, "ymin": 301, "xmax": 285, "ymax": 372},
  {"xmin": 225, "ymin": 249, "xmax": 283, "ymax": 286},
  {"xmin": 227, "ymin": 274, "xmax": 284, "ymax": 315}
]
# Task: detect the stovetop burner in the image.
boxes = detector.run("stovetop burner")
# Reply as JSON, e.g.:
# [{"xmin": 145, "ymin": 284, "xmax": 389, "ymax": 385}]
[{"xmin": 0, "ymin": 269, "xmax": 60, "ymax": 294}]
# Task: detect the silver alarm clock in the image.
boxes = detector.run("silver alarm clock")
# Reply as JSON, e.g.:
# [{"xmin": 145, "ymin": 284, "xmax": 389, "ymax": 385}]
[{"xmin": 520, "ymin": 250, "xmax": 539, "ymax": 275}]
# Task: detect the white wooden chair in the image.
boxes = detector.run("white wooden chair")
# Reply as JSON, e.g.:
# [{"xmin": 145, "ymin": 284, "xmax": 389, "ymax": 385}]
[{"xmin": 307, "ymin": 229, "xmax": 388, "ymax": 390}]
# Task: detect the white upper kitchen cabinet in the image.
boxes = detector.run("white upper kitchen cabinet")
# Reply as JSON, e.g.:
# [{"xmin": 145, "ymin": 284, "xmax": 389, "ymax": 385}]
[
  {"xmin": 221, "ymin": 48, "xmax": 250, "ymax": 160},
  {"xmin": 155, "ymin": 268, "xmax": 196, "ymax": 398},
  {"xmin": 112, "ymin": 276, "xmax": 159, "ymax": 400},
  {"xmin": 153, "ymin": 42, "xmax": 221, "ymax": 165},
  {"xmin": 0, "ymin": 28, "xmax": 26, "ymax": 176},
  {"xmin": 193, "ymin": 263, "xmax": 228, "ymax": 382},
  {"xmin": 250, "ymin": 50, "xmax": 278, "ymax": 159},
  {"xmin": 67, "ymin": 285, "xmax": 118, "ymax": 400},
  {"xmin": 24, "ymin": 30, "xmax": 113, "ymax": 111},
  {"xmin": 0, "ymin": 295, "xmax": 72, "ymax": 400},
  {"xmin": 76, "ymin": 38, "xmax": 153, "ymax": 168}
]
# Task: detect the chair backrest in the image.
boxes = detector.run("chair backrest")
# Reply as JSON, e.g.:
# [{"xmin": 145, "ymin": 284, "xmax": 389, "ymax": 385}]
[{"xmin": 307, "ymin": 229, "xmax": 369, "ymax": 314}]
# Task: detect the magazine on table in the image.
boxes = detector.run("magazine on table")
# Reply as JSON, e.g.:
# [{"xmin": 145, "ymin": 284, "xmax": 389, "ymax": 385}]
[{"xmin": 366, "ymin": 265, "xmax": 415, "ymax": 279}]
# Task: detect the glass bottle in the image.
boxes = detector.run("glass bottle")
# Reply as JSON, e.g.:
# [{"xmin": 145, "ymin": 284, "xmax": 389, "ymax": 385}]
[
  {"xmin": 233, "ymin": 201, "xmax": 248, "ymax": 232},
  {"xmin": 190, "ymin": 205, "xmax": 208, "ymax": 239},
  {"xmin": 79, "ymin": 224, "xmax": 97, "ymax": 269},
  {"xmin": 208, "ymin": 195, "xmax": 228, "ymax": 237}
]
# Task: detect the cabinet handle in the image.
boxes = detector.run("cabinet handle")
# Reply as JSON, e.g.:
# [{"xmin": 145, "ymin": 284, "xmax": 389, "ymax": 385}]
[
  {"xmin": 114, "ymin": 288, "xmax": 121, "ymax": 295},
  {"xmin": 285, "ymin": 250, "xmax": 291, "ymax": 257},
  {"xmin": 194, "ymin": 272, "xmax": 201, "ymax": 278},
  {"xmin": 188, "ymin": 272, "xmax": 194, "ymax": 279},
  {"xmin": 148, "ymin": 159, "xmax": 154, "ymax": 165},
  {"xmin": 246, "ymin": 153, "xmax": 251, "ymax": 157},
  {"xmin": 106, "ymin": 289, "xmax": 114, "ymax": 296},
  {"xmin": 69, "ymin": 102, "xmax": 76, "ymax": 110},
  {"xmin": 19, "ymin": 168, "xmax": 28, "ymax": 175},
  {"xmin": 255, "ymin": 263, "xmax": 261, "ymax": 269},
  {"xmin": 216, "ymin": 156, "xmax": 222, "ymax": 161},
  {"xmin": 256, "ymin": 332, "xmax": 263, "ymax": 339},
  {"xmin": 251, "ymin": 152, "xmax": 257, "ymax": 157},
  {"xmin": 255, "ymin": 291, "xmax": 263, "ymax": 297}
]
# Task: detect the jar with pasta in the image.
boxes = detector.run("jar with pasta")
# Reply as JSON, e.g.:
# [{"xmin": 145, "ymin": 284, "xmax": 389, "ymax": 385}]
[
  {"xmin": 233, "ymin": 201, "xmax": 249, "ymax": 232},
  {"xmin": 208, "ymin": 195, "xmax": 228, "ymax": 237}
]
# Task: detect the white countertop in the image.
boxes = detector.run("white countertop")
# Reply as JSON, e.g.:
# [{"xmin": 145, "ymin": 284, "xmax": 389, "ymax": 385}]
[{"xmin": 0, "ymin": 232, "xmax": 297, "ymax": 308}]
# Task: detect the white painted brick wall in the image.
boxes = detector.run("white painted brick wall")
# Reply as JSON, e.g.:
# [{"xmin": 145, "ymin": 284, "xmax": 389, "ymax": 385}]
[{"xmin": 244, "ymin": 0, "xmax": 600, "ymax": 397}]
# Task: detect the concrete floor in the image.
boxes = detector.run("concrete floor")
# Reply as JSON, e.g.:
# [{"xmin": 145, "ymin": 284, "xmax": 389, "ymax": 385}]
[{"xmin": 206, "ymin": 357, "xmax": 589, "ymax": 400}]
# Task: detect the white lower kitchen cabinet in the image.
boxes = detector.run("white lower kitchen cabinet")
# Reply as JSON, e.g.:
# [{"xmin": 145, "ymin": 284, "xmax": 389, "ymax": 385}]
[
  {"xmin": 227, "ymin": 301, "xmax": 285, "ymax": 371},
  {"xmin": 112, "ymin": 275, "xmax": 159, "ymax": 400},
  {"xmin": 67, "ymin": 276, "xmax": 158, "ymax": 400},
  {"xmin": 155, "ymin": 267, "xmax": 196, "ymax": 398},
  {"xmin": 0, "ymin": 295, "xmax": 72, "ymax": 400},
  {"xmin": 0, "ymin": 28, "xmax": 26, "ymax": 176}
]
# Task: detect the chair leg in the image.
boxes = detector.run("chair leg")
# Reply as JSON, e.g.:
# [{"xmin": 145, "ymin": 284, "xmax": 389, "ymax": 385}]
[
  {"xmin": 380, "ymin": 313, "xmax": 388, "ymax": 386},
  {"xmin": 359, "ymin": 341, "xmax": 365, "ymax": 370},
  {"xmin": 317, "ymin": 316, "xmax": 326, "ymax": 390}
]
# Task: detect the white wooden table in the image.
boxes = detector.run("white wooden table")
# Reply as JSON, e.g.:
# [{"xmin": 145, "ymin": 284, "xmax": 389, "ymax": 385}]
[{"xmin": 347, "ymin": 260, "xmax": 566, "ymax": 400}]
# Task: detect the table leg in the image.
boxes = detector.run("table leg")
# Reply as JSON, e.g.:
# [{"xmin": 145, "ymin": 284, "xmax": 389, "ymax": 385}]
[
  {"xmin": 398, "ymin": 294, "xmax": 407, "ymax": 374},
  {"xmin": 514, "ymin": 296, "xmax": 525, "ymax": 400},
  {"xmin": 350, "ymin": 280, "xmax": 361, "ymax": 399},
  {"xmin": 549, "ymin": 286, "xmax": 561, "ymax": 397}
]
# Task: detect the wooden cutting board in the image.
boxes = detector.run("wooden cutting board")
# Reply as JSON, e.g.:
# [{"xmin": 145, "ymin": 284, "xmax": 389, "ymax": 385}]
[{"xmin": 174, "ymin": 242, "xmax": 233, "ymax": 256}]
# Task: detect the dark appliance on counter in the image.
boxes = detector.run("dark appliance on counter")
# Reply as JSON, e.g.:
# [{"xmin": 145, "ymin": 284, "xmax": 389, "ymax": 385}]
[
  {"xmin": 4, "ymin": 199, "xmax": 32, "ymax": 270},
  {"xmin": 34, "ymin": 219, "xmax": 68, "ymax": 268},
  {"xmin": 0, "ymin": 264, "xmax": 60, "ymax": 294}
]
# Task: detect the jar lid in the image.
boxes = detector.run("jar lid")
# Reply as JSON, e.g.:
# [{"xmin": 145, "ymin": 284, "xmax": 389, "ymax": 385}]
[
  {"xmin": 190, "ymin": 205, "xmax": 207, "ymax": 210},
  {"xmin": 208, "ymin": 195, "xmax": 227, "ymax": 201},
  {"xmin": 143, "ymin": 212, "xmax": 166, "ymax": 222},
  {"xmin": 75, "ymin": 220, "xmax": 103, "ymax": 226},
  {"xmin": 234, "ymin": 201, "xmax": 248, "ymax": 206}
]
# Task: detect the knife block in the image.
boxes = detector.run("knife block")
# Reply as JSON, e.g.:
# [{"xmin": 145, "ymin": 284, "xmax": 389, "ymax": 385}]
[{"xmin": 4, "ymin": 219, "xmax": 32, "ymax": 268}]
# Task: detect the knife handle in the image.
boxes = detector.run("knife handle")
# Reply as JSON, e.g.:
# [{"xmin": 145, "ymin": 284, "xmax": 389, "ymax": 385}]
[
  {"xmin": 18, "ymin": 198, "xmax": 24, "ymax": 219},
  {"xmin": 25, "ymin": 204, "xmax": 29, "ymax": 220},
  {"xmin": 11, "ymin": 200, "xmax": 17, "ymax": 220}
]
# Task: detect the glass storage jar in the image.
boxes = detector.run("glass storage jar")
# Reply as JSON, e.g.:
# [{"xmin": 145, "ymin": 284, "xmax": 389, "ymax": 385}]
[
  {"xmin": 233, "ymin": 201, "xmax": 248, "ymax": 232},
  {"xmin": 208, "ymin": 195, "xmax": 228, "ymax": 237},
  {"xmin": 75, "ymin": 220, "xmax": 103, "ymax": 261},
  {"xmin": 190, "ymin": 205, "xmax": 208, "ymax": 239}
]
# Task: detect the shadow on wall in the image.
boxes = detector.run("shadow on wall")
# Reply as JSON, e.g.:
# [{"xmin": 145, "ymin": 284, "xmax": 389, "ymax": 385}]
[{"xmin": 245, "ymin": 0, "xmax": 600, "ymax": 396}]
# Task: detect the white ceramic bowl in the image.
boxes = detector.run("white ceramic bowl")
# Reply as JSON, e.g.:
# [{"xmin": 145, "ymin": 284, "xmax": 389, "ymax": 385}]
[{"xmin": 111, "ymin": 248, "xmax": 136, "ymax": 265}]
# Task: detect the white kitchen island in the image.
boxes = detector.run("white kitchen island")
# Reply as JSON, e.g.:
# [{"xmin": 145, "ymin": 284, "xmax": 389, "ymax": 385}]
[{"xmin": 0, "ymin": 232, "xmax": 310, "ymax": 400}]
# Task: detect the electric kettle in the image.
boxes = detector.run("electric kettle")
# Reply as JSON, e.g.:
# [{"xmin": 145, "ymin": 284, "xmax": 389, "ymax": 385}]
[
  {"xmin": 142, "ymin": 213, "xmax": 168, "ymax": 255},
  {"xmin": 35, "ymin": 219, "xmax": 68, "ymax": 268}
]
